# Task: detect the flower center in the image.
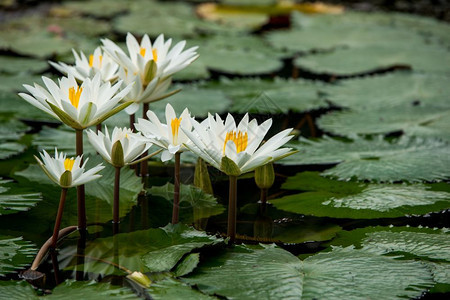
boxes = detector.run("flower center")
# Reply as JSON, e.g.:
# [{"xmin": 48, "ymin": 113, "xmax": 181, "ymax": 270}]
[
  {"xmin": 68, "ymin": 85, "xmax": 83, "ymax": 108},
  {"xmin": 64, "ymin": 158, "xmax": 75, "ymax": 171},
  {"xmin": 89, "ymin": 54, "xmax": 103, "ymax": 68},
  {"xmin": 223, "ymin": 130, "xmax": 248, "ymax": 154},
  {"xmin": 140, "ymin": 47, "xmax": 146, "ymax": 57},
  {"xmin": 171, "ymin": 117, "xmax": 182, "ymax": 145},
  {"xmin": 152, "ymin": 48, "xmax": 158, "ymax": 62}
]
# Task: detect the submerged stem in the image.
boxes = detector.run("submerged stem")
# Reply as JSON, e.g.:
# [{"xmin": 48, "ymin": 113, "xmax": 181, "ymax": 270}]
[
  {"xmin": 227, "ymin": 175, "xmax": 238, "ymax": 243},
  {"xmin": 113, "ymin": 167, "xmax": 121, "ymax": 234},
  {"xmin": 172, "ymin": 152, "xmax": 181, "ymax": 224},
  {"xmin": 76, "ymin": 129, "xmax": 86, "ymax": 231},
  {"xmin": 51, "ymin": 188, "xmax": 68, "ymax": 249}
]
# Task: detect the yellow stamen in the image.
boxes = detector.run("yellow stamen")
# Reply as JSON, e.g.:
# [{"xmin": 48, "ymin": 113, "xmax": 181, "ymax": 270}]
[
  {"xmin": 68, "ymin": 85, "xmax": 83, "ymax": 109},
  {"xmin": 64, "ymin": 158, "xmax": 75, "ymax": 171},
  {"xmin": 152, "ymin": 48, "xmax": 158, "ymax": 62},
  {"xmin": 89, "ymin": 55, "xmax": 103, "ymax": 68},
  {"xmin": 223, "ymin": 130, "xmax": 248, "ymax": 154},
  {"xmin": 171, "ymin": 117, "xmax": 182, "ymax": 145},
  {"xmin": 140, "ymin": 47, "xmax": 146, "ymax": 57}
]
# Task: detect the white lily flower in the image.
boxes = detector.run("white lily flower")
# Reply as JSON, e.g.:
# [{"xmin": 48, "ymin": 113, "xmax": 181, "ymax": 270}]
[
  {"xmin": 182, "ymin": 113, "xmax": 296, "ymax": 176},
  {"xmin": 35, "ymin": 149, "xmax": 104, "ymax": 188},
  {"xmin": 101, "ymin": 33, "xmax": 198, "ymax": 114},
  {"xmin": 49, "ymin": 47, "xmax": 119, "ymax": 83},
  {"xmin": 19, "ymin": 73, "xmax": 133, "ymax": 130},
  {"xmin": 87, "ymin": 126, "xmax": 151, "ymax": 167},
  {"xmin": 135, "ymin": 103, "xmax": 192, "ymax": 162}
]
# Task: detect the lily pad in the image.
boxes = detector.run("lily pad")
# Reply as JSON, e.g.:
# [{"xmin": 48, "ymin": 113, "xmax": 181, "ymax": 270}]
[
  {"xmin": 204, "ymin": 77, "xmax": 329, "ymax": 114},
  {"xmin": 322, "ymin": 72, "xmax": 450, "ymax": 110},
  {"xmin": 0, "ymin": 280, "xmax": 139, "ymax": 299},
  {"xmin": 0, "ymin": 118, "xmax": 28, "ymax": 160},
  {"xmin": 148, "ymin": 183, "xmax": 225, "ymax": 222},
  {"xmin": 317, "ymin": 105, "xmax": 450, "ymax": 138},
  {"xmin": 147, "ymin": 278, "xmax": 216, "ymax": 300},
  {"xmin": 68, "ymin": 224, "xmax": 223, "ymax": 276},
  {"xmin": 294, "ymin": 43, "xmax": 450, "ymax": 75},
  {"xmin": 0, "ymin": 56, "xmax": 48, "ymax": 74},
  {"xmin": 0, "ymin": 92, "xmax": 54, "ymax": 122},
  {"xmin": 282, "ymin": 135, "xmax": 450, "ymax": 182},
  {"xmin": 0, "ymin": 178, "xmax": 41, "ymax": 216},
  {"xmin": 270, "ymin": 172, "xmax": 450, "ymax": 219},
  {"xmin": 0, "ymin": 235, "xmax": 37, "ymax": 277},
  {"xmin": 183, "ymin": 244, "xmax": 434, "ymax": 300},
  {"xmin": 0, "ymin": 73, "xmax": 44, "ymax": 93},
  {"xmin": 61, "ymin": 0, "xmax": 131, "ymax": 18}
]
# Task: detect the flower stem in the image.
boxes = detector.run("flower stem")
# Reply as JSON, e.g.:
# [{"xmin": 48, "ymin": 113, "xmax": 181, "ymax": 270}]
[
  {"xmin": 129, "ymin": 114, "xmax": 135, "ymax": 131},
  {"xmin": 260, "ymin": 188, "xmax": 268, "ymax": 205},
  {"xmin": 172, "ymin": 152, "xmax": 181, "ymax": 224},
  {"xmin": 113, "ymin": 166, "xmax": 121, "ymax": 234},
  {"xmin": 96, "ymin": 123, "xmax": 102, "ymax": 133},
  {"xmin": 76, "ymin": 129, "xmax": 86, "ymax": 231},
  {"xmin": 227, "ymin": 175, "xmax": 238, "ymax": 243},
  {"xmin": 140, "ymin": 103, "xmax": 149, "ymax": 180},
  {"xmin": 51, "ymin": 188, "xmax": 68, "ymax": 249}
]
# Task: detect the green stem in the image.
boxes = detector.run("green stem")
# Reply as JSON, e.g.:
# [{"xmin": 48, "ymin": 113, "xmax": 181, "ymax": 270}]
[
  {"xmin": 76, "ymin": 129, "xmax": 86, "ymax": 231},
  {"xmin": 113, "ymin": 167, "xmax": 121, "ymax": 234},
  {"xmin": 51, "ymin": 188, "xmax": 68, "ymax": 249},
  {"xmin": 227, "ymin": 175, "xmax": 238, "ymax": 243},
  {"xmin": 172, "ymin": 152, "xmax": 181, "ymax": 224}
]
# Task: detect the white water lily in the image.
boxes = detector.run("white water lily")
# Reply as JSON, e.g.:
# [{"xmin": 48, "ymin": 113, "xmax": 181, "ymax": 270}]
[
  {"xmin": 87, "ymin": 126, "xmax": 151, "ymax": 167},
  {"xmin": 135, "ymin": 103, "xmax": 192, "ymax": 162},
  {"xmin": 49, "ymin": 47, "xmax": 119, "ymax": 82},
  {"xmin": 101, "ymin": 33, "xmax": 198, "ymax": 114},
  {"xmin": 35, "ymin": 149, "xmax": 104, "ymax": 188},
  {"xmin": 182, "ymin": 113, "xmax": 296, "ymax": 176},
  {"xmin": 19, "ymin": 73, "xmax": 133, "ymax": 129}
]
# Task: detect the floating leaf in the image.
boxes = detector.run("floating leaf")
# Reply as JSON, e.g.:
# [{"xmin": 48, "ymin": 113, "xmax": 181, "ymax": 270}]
[
  {"xmin": 301, "ymin": 246, "xmax": 434, "ymax": 299},
  {"xmin": 0, "ymin": 235, "xmax": 37, "ymax": 277},
  {"xmin": 175, "ymin": 253, "xmax": 200, "ymax": 277},
  {"xmin": 0, "ymin": 118, "xmax": 28, "ymax": 160},
  {"xmin": 183, "ymin": 244, "xmax": 433, "ymax": 299},
  {"xmin": 0, "ymin": 92, "xmax": 54, "ymax": 121},
  {"xmin": 323, "ymin": 72, "xmax": 450, "ymax": 110},
  {"xmin": 146, "ymin": 278, "xmax": 216, "ymax": 300},
  {"xmin": 148, "ymin": 183, "xmax": 225, "ymax": 222},
  {"xmin": 67, "ymin": 224, "xmax": 222, "ymax": 276},
  {"xmin": 0, "ymin": 178, "xmax": 41, "ymax": 216},
  {"xmin": 32, "ymin": 126, "xmax": 96, "ymax": 156},
  {"xmin": 282, "ymin": 136, "xmax": 450, "ymax": 182},
  {"xmin": 270, "ymin": 172, "xmax": 450, "ymax": 218},
  {"xmin": 0, "ymin": 73, "xmax": 43, "ymax": 93},
  {"xmin": 317, "ymin": 105, "xmax": 450, "ymax": 138},
  {"xmin": 183, "ymin": 245, "xmax": 304, "ymax": 299},
  {"xmin": 294, "ymin": 43, "xmax": 450, "ymax": 75},
  {"xmin": 0, "ymin": 56, "xmax": 48, "ymax": 74},
  {"xmin": 60, "ymin": 0, "xmax": 131, "ymax": 18},
  {"xmin": 204, "ymin": 77, "xmax": 329, "ymax": 114}
]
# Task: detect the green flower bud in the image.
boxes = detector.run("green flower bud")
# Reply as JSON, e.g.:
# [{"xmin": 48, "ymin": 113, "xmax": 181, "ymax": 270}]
[
  {"xmin": 127, "ymin": 271, "xmax": 152, "ymax": 288},
  {"xmin": 111, "ymin": 140, "xmax": 125, "ymax": 168},
  {"xmin": 59, "ymin": 170, "xmax": 72, "ymax": 188},
  {"xmin": 254, "ymin": 163, "xmax": 275, "ymax": 190}
]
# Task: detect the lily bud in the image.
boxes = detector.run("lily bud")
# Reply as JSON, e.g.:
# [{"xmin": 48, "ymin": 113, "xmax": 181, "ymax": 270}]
[
  {"xmin": 111, "ymin": 140, "xmax": 125, "ymax": 168},
  {"xmin": 194, "ymin": 157, "xmax": 213, "ymax": 195},
  {"xmin": 254, "ymin": 163, "xmax": 275, "ymax": 190},
  {"xmin": 127, "ymin": 271, "xmax": 152, "ymax": 288},
  {"xmin": 59, "ymin": 170, "xmax": 73, "ymax": 188}
]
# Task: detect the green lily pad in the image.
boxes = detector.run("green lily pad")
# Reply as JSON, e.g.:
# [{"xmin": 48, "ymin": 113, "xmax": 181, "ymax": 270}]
[
  {"xmin": 294, "ymin": 43, "xmax": 450, "ymax": 75},
  {"xmin": 270, "ymin": 172, "xmax": 450, "ymax": 219},
  {"xmin": 0, "ymin": 118, "xmax": 28, "ymax": 160},
  {"xmin": 323, "ymin": 72, "xmax": 450, "ymax": 110},
  {"xmin": 148, "ymin": 183, "xmax": 225, "ymax": 222},
  {"xmin": 0, "ymin": 73, "xmax": 44, "ymax": 93},
  {"xmin": 69, "ymin": 224, "xmax": 222, "ymax": 276},
  {"xmin": 61, "ymin": 0, "xmax": 131, "ymax": 18},
  {"xmin": 0, "ymin": 235, "xmax": 37, "ymax": 277},
  {"xmin": 317, "ymin": 105, "xmax": 450, "ymax": 138},
  {"xmin": 0, "ymin": 280, "xmax": 139, "ymax": 299},
  {"xmin": 0, "ymin": 92, "xmax": 54, "ymax": 122},
  {"xmin": 204, "ymin": 77, "xmax": 329, "ymax": 114},
  {"xmin": 32, "ymin": 126, "xmax": 96, "ymax": 156},
  {"xmin": 183, "ymin": 244, "xmax": 434, "ymax": 300},
  {"xmin": 282, "ymin": 135, "xmax": 450, "ymax": 182},
  {"xmin": 0, "ymin": 178, "xmax": 41, "ymax": 216},
  {"xmin": 174, "ymin": 253, "xmax": 200, "ymax": 277},
  {"xmin": 146, "ymin": 278, "xmax": 217, "ymax": 300},
  {"xmin": 0, "ymin": 56, "xmax": 48, "ymax": 74}
]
